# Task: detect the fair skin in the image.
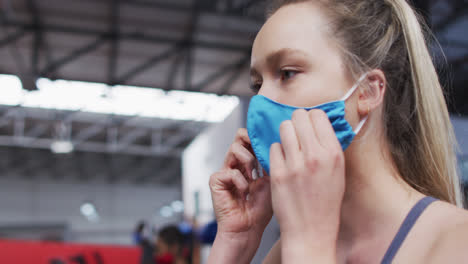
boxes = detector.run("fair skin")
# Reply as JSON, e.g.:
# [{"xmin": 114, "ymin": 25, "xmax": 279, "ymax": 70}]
[{"xmin": 208, "ymin": 2, "xmax": 468, "ymax": 264}]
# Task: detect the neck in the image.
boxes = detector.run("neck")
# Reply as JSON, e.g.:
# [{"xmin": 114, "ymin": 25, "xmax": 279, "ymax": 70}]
[{"xmin": 337, "ymin": 125, "xmax": 424, "ymax": 257}]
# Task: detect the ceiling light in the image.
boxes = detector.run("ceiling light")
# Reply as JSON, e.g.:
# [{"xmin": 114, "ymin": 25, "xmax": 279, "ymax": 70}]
[
  {"xmin": 50, "ymin": 140, "xmax": 74, "ymax": 154},
  {"xmin": 160, "ymin": 206, "xmax": 173, "ymax": 218},
  {"xmin": 80, "ymin": 202, "xmax": 100, "ymax": 222},
  {"xmin": 0, "ymin": 74, "xmax": 239, "ymax": 123},
  {"xmin": 171, "ymin": 200, "xmax": 184, "ymax": 213}
]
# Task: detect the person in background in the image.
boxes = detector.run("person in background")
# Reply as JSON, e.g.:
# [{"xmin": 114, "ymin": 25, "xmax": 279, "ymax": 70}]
[
  {"xmin": 155, "ymin": 225, "xmax": 188, "ymax": 264},
  {"xmin": 133, "ymin": 221, "xmax": 155, "ymax": 264}
]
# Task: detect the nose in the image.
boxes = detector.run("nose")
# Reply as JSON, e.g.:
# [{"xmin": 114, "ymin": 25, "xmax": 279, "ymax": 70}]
[{"xmin": 257, "ymin": 80, "xmax": 278, "ymax": 101}]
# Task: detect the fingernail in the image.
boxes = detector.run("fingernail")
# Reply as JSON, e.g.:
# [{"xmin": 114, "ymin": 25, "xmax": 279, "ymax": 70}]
[{"xmin": 252, "ymin": 168, "xmax": 258, "ymax": 180}]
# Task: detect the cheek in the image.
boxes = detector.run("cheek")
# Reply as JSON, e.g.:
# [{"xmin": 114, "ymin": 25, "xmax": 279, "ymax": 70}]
[
  {"xmin": 343, "ymin": 95, "xmax": 361, "ymax": 128},
  {"xmin": 282, "ymin": 74, "xmax": 348, "ymax": 107}
]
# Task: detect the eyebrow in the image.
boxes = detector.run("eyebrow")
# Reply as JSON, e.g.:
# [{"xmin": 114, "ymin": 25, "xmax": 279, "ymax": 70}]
[{"xmin": 250, "ymin": 48, "xmax": 309, "ymax": 77}]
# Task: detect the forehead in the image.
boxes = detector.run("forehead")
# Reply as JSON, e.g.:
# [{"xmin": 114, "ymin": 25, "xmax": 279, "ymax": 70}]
[{"xmin": 252, "ymin": 3, "xmax": 333, "ymax": 64}]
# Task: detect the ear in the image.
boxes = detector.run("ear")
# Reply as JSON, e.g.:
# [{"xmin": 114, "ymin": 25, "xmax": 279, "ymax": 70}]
[{"xmin": 358, "ymin": 69, "xmax": 386, "ymax": 117}]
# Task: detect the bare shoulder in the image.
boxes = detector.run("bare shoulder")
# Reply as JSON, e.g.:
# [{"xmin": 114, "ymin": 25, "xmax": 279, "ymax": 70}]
[{"xmin": 422, "ymin": 201, "xmax": 468, "ymax": 263}]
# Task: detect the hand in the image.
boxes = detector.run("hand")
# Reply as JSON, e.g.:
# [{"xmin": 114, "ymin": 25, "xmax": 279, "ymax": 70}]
[
  {"xmin": 269, "ymin": 109, "xmax": 345, "ymax": 262},
  {"xmin": 209, "ymin": 128, "xmax": 273, "ymax": 251}
]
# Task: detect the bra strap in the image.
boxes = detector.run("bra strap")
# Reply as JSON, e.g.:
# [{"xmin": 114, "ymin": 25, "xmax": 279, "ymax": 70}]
[{"xmin": 381, "ymin": 196, "xmax": 437, "ymax": 263}]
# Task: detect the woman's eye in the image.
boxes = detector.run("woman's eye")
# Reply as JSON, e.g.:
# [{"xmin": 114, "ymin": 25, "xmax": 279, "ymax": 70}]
[
  {"xmin": 250, "ymin": 82, "xmax": 262, "ymax": 93},
  {"xmin": 280, "ymin": 70, "xmax": 298, "ymax": 81}
]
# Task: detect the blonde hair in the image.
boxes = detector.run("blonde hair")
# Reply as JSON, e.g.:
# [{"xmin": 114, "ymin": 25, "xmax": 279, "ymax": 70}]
[{"xmin": 268, "ymin": 0, "xmax": 463, "ymax": 206}]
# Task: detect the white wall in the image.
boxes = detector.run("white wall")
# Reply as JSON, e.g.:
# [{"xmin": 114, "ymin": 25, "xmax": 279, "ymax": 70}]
[{"xmin": 0, "ymin": 176, "xmax": 181, "ymax": 245}]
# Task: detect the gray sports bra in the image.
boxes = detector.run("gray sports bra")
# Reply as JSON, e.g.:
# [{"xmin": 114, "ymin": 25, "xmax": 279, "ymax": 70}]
[{"xmin": 380, "ymin": 196, "xmax": 437, "ymax": 263}]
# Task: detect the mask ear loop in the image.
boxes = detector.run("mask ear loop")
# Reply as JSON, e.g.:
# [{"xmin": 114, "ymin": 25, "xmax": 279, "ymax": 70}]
[
  {"xmin": 340, "ymin": 73, "xmax": 369, "ymax": 134},
  {"xmin": 258, "ymin": 160, "xmax": 264, "ymax": 178},
  {"xmin": 340, "ymin": 73, "xmax": 368, "ymax": 101}
]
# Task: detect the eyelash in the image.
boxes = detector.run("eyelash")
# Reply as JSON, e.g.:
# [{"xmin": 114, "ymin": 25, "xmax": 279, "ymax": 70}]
[
  {"xmin": 280, "ymin": 69, "xmax": 298, "ymax": 81},
  {"xmin": 250, "ymin": 69, "xmax": 299, "ymax": 93}
]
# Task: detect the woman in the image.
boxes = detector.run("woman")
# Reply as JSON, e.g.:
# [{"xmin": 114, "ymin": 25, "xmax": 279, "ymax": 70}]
[{"xmin": 208, "ymin": 0, "xmax": 468, "ymax": 263}]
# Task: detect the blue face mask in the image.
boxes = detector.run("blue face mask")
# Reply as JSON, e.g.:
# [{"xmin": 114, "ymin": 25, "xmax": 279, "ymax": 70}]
[{"xmin": 247, "ymin": 74, "xmax": 368, "ymax": 175}]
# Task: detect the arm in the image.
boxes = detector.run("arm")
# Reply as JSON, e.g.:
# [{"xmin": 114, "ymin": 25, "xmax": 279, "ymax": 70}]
[{"xmin": 207, "ymin": 129, "xmax": 273, "ymax": 264}]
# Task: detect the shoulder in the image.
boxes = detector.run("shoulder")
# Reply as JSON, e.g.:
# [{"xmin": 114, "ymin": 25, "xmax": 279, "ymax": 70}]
[{"xmin": 422, "ymin": 201, "xmax": 468, "ymax": 263}]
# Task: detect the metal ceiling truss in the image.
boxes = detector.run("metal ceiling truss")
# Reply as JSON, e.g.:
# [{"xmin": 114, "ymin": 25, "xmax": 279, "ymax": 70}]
[
  {"xmin": 0, "ymin": 0, "xmax": 257, "ymax": 93},
  {"xmin": 0, "ymin": 0, "xmax": 463, "ymax": 93},
  {"xmin": 0, "ymin": 106, "xmax": 193, "ymax": 184},
  {"xmin": 0, "ymin": 106, "xmax": 207, "ymax": 158},
  {"xmin": 0, "ymin": 144, "xmax": 182, "ymax": 184}
]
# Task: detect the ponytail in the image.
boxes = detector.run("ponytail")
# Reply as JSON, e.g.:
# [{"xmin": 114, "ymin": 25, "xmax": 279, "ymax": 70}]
[{"xmin": 387, "ymin": 0, "xmax": 463, "ymax": 206}]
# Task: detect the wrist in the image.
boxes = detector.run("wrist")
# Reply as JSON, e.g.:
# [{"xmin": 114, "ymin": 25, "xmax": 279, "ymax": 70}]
[
  {"xmin": 208, "ymin": 231, "xmax": 263, "ymax": 264},
  {"xmin": 281, "ymin": 234, "xmax": 337, "ymax": 263}
]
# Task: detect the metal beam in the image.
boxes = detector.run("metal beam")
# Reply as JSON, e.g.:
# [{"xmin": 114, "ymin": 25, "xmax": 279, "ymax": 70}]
[
  {"xmin": 40, "ymin": 36, "xmax": 107, "ymax": 76},
  {"xmin": 27, "ymin": 0, "xmax": 41, "ymax": 82},
  {"xmin": 163, "ymin": 132, "xmax": 190, "ymax": 149},
  {"xmin": 120, "ymin": 0, "xmax": 264, "ymax": 22},
  {"xmin": 107, "ymin": 0, "xmax": 120, "ymax": 85},
  {"xmin": 0, "ymin": 106, "xmax": 20, "ymax": 128},
  {"xmin": 218, "ymin": 63, "xmax": 248, "ymax": 94},
  {"xmin": 195, "ymin": 54, "xmax": 250, "ymax": 92},
  {"xmin": 0, "ymin": 29, "xmax": 27, "ymax": 48},
  {"xmin": 184, "ymin": 1, "xmax": 201, "ymax": 91},
  {"xmin": 116, "ymin": 128, "xmax": 147, "ymax": 149},
  {"xmin": 165, "ymin": 52, "xmax": 185, "ymax": 90},
  {"xmin": 184, "ymin": 43, "xmax": 194, "ymax": 91},
  {"xmin": 3, "ymin": 19, "xmax": 252, "ymax": 52},
  {"xmin": 73, "ymin": 123, "xmax": 106, "ymax": 143},
  {"xmin": 117, "ymin": 44, "xmax": 184, "ymax": 84},
  {"xmin": 24, "ymin": 123, "xmax": 48, "ymax": 138},
  {"xmin": 0, "ymin": 136, "xmax": 183, "ymax": 157}
]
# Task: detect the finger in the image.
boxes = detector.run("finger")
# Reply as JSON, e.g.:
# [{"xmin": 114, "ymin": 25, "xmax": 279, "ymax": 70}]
[
  {"xmin": 223, "ymin": 142, "xmax": 255, "ymax": 180},
  {"xmin": 269, "ymin": 143, "xmax": 286, "ymax": 178},
  {"xmin": 227, "ymin": 128, "xmax": 255, "ymax": 161},
  {"xmin": 291, "ymin": 109, "xmax": 319, "ymax": 155},
  {"xmin": 210, "ymin": 169, "xmax": 249, "ymax": 195},
  {"xmin": 234, "ymin": 128, "xmax": 252, "ymax": 148},
  {"xmin": 230, "ymin": 142, "xmax": 256, "ymax": 180},
  {"xmin": 229, "ymin": 170, "xmax": 250, "ymax": 195},
  {"xmin": 279, "ymin": 120, "xmax": 301, "ymax": 164},
  {"xmin": 308, "ymin": 110, "xmax": 341, "ymax": 150}
]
